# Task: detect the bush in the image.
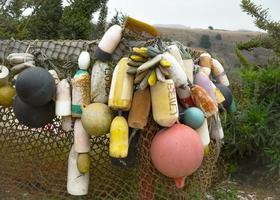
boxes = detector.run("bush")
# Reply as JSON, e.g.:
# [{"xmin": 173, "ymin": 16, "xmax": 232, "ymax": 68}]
[
  {"xmin": 215, "ymin": 34, "xmax": 222, "ymax": 40},
  {"xmin": 222, "ymin": 64, "xmax": 280, "ymax": 175},
  {"xmin": 199, "ymin": 34, "xmax": 211, "ymax": 49}
]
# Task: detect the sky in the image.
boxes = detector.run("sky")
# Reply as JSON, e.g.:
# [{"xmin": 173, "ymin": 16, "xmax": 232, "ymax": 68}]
[{"xmin": 103, "ymin": 0, "xmax": 280, "ymax": 31}]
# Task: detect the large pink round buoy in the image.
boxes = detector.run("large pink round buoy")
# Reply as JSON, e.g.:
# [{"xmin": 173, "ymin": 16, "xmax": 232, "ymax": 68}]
[{"xmin": 150, "ymin": 124, "xmax": 204, "ymax": 189}]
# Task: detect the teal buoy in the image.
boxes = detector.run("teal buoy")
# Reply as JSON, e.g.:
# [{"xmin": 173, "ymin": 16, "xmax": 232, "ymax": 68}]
[{"xmin": 180, "ymin": 107, "xmax": 205, "ymax": 129}]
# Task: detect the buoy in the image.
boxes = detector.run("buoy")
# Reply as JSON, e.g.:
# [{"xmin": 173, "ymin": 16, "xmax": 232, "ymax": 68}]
[
  {"xmin": 0, "ymin": 85, "xmax": 16, "ymax": 107},
  {"xmin": 196, "ymin": 120, "xmax": 210, "ymax": 149},
  {"xmin": 77, "ymin": 153, "xmax": 90, "ymax": 174},
  {"xmin": 215, "ymin": 83, "xmax": 233, "ymax": 110},
  {"xmin": 194, "ymin": 70, "xmax": 216, "ymax": 101},
  {"xmin": 13, "ymin": 96, "xmax": 55, "ymax": 128},
  {"xmin": 78, "ymin": 51, "xmax": 91, "ymax": 70},
  {"xmin": 128, "ymin": 88, "xmax": 151, "ymax": 129},
  {"xmin": 180, "ymin": 107, "xmax": 205, "ymax": 129},
  {"xmin": 199, "ymin": 53, "xmax": 212, "ymax": 77},
  {"xmin": 109, "ymin": 116, "xmax": 129, "ymax": 158},
  {"xmin": 55, "ymin": 79, "xmax": 71, "ymax": 116},
  {"xmin": 94, "ymin": 25, "xmax": 122, "ymax": 62},
  {"xmin": 0, "ymin": 65, "xmax": 9, "ymax": 87},
  {"xmin": 67, "ymin": 146, "xmax": 89, "ymax": 196},
  {"xmin": 91, "ymin": 60, "xmax": 112, "ymax": 103},
  {"xmin": 211, "ymin": 59, "xmax": 230, "ymax": 86},
  {"xmin": 81, "ymin": 103, "xmax": 113, "ymax": 136},
  {"xmin": 74, "ymin": 119, "xmax": 90, "ymax": 153},
  {"xmin": 15, "ymin": 67, "xmax": 56, "ymax": 107},
  {"xmin": 191, "ymin": 85, "xmax": 218, "ymax": 118},
  {"xmin": 71, "ymin": 69, "xmax": 90, "ymax": 117},
  {"xmin": 150, "ymin": 79, "xmax": 179, "ymax": 127},
  {"xmin": 108, "ymin": 58, "xmax": 134, "ymax": 111},
  {"xmin": 150, "ymin": 124, "xmax": 204, "ymax": 189}
]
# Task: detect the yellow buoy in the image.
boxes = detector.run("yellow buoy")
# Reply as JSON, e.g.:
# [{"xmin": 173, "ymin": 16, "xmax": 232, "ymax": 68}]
[{"xmin": 0, "ymin": 85, "xmax": 16, "ymax": 107}]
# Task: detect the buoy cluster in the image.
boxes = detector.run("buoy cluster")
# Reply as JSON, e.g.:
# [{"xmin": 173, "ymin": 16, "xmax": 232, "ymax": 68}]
[{"xmin": 0, "ymin": 16, "xmax": 236, "ymax": 195}]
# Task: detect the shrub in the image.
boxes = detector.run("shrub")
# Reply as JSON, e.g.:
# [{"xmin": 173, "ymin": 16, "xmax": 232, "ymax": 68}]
[
  {"xmin": 199, "ymin": 34, "xmax": 211, "ymax": 49},
  {"xmin": 215, "ymin": 34, "xmax": 222, "ymax": 40}
]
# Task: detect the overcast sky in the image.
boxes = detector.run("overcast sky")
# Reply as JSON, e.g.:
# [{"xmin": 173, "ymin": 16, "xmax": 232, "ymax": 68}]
[{"xmin": 104, "ymin": 0, "xmax": 280, "ymax": 31}]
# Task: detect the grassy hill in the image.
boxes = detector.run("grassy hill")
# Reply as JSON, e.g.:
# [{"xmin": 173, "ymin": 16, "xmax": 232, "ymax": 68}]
[{"xmin": 157, "ymin": 27, "xmax": 274, "ymax": 68}]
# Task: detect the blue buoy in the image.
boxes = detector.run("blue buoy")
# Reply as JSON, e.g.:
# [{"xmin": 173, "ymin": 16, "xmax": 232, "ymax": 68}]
[{"xmin": 180, "ymin": 107, "xmax": 205, "ymax": 129}]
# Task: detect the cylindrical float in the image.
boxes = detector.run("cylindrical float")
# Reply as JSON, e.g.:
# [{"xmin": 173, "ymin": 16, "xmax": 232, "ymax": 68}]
[
  {"xmin": 67, "ymin": 146, "xmax": 89, "ymax": 196},
  {"xmin": 74, "ymin": 119, "xmax": 90, "ymax": 153},
  {"xmin": 56, "ymin": 79, "xmax": 71, "ymax": 116},
  {"xmin": 94, "ymin": 25, "xmax": 122, "ymax": 62},
  {"xmin": 196, "ymin": 119, "xmax": 210, "ymax": 148},
  {"xmin": 71, "ymin": 70, "xmax": 90, "ymax": 117},
  {"xmin": 128, "ymin": 88, "xmax": 151, "ymax": 129},
  {"xmin": 211, "ymin": 59, "xmax": 230, "ymax": 86},
  {"xmin": 108, "ymin": 58, "xmax": 134, "ymax": 111},
  {"xmin": 150, "ymin": 79, "xmax": 178, "ymax": 127},
  {"xmin": 90, "ymin": 60, "xmax": 112, "ymax": 103}
]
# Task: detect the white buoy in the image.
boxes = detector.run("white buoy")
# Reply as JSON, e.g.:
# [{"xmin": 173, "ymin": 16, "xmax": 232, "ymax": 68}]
[
  {"xmin": 67, "ymin": 146, "xmax": 89, "ymax": 196},
  {"xmin": 74, "ymin": 119, "xmax": 90, "ymax": 153},
  {"xmin": 56, "ymin": 79, "xmax": 71, "ymax": 116},
  {"xmin": 78, "ymin": 51, "xmax": 91, "ymax": 70},
  {"xmin": 0, "ymin": 65, "xmax": 9, "ymax": 87},
  {"xmin": 196, "ymin": 119, "xmax": 210, "ymax": 147}
]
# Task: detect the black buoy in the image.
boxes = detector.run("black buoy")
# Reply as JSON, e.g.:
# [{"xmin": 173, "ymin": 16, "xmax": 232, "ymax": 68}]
[
  {"xmin": 16, "ymin": 67, "xmax": 56, "ymax": 107},
  {"xmin": 215, "ymin": 83, "xmax": 233, "ymax": 110},
  {"xmin": 13, "ymin": 96, "xmax": 55, "ymax": 128}
]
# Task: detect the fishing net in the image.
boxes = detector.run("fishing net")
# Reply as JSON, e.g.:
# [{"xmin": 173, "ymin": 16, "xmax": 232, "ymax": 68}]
[{"xmin": 0, "ymin": 39, "xmax": 224, "ymax": 199}]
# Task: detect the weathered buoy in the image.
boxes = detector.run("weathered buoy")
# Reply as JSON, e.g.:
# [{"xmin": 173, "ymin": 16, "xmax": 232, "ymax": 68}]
[
  {"xmin": 48, "ymin": 69, "xmax": 60, "ymax": 85},
  {"xmin": 67, "ymin": 146, "xmax": 89, "ymax": 196},
  {"xmin": 15, "ymin": 67, "xmax": 56, "ymax": 107},
  {"xmin": 128, "ymin": 88, "xmax": 151, "ymax": 129},
  {"xmin": 74, "ymin": 119, "xmax": 90, "ymax": 153},
  {"xmin": 196, "ymin": 120, "xmax": 210, "ymax": 149},
  {"xmin": 71, "ymin": 70, "xmax": 90, "ymax": 117},
  {"xmin": 199, "ymin": 53, "xmax": 212, "ymax": 76},
  {"xmin": 150, "ymin": 124, "xmax": 204, "ymax": 189},
  {"xmin": 0, "ymin": 65, "xmax": 9, "ymax": 87},
  {"xmin": 91, "ymin": 60, "xmax": 112, "ymax": 103},
  {"xmin": 56, "ymin": 79, "xmax": 71, "ymax": 116},
  {"xmin": 81, "ymin": 103, "xmax": 113, "ymax": 136},
  {"xmin": 13, "ymin": 96, "xmax": 55, "ymax": 128},
  {"xmin": 94, "ymin": 25, "xmax": 122, "ymax": 62},
  {"xmin": 151, "ymin": 79, "xmax": 179, "ymax": 127},
  {"xmin": 180, "ymin": 107, "xmax": 205, "ymax": 129},
  {"xmin": 0, "ymin": 85, "xmax": 16, "ymax": 107},
  {"xmin": 108, "ymin": 58, "xmax": 134, "ymax": 111},
  {"xmin": 194, "ymin": 70, "xmax": 216, "ymax": 101},
  {"xmin": 211, "ymin": 59, "xmax": 230, "ymax": 86}
]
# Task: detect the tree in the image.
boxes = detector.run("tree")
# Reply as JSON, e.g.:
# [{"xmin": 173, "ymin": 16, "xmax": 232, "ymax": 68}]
[
  {"xmin": 95, "ymin": 0, "xmax": 108, "ymax": 39},
  {"xmin": 60, "ymin": 0, "xmax": 106, "ymax": 39},
  {"xmin": 208, "ymin": 26, "xmax": 214, "ymax": 30},
  {"xmin": 199, "ymin": 34, "xmax": 211, "ymax": 49},
  {"xmin": 239, "ymin": 0, "xmax": 280, "ymax": 56},
  {"xmin": 26, "ymin": 0, "xmax": 63, "ymax": 39},
  {"xmin": 108, "ymin": 10, "xmax": 126, "ymax": 28}
]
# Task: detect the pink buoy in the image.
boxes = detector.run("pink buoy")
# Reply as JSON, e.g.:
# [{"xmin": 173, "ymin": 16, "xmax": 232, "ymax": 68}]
[{"xmin": 150, "ymin": 124, "xmax": 204, "ymax": 189}]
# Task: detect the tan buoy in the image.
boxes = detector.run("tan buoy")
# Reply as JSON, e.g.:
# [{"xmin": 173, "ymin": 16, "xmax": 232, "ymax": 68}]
[
  {"xmin": 67, "ymin": 146, "xmax": 89, "ymax": 196},
  {"xmin": 74, "ymin": 119, "xmax": 90, "ymax": 153},
  {"xmin": 211, "ymin": 59, "xmax": 230, "ymax": 87},
  {"xmin": 199, "ymin": 53, "xmax": 212, "ymax": 77},
  {"xmin": 151, "ymin": 79, "xmax": 179, "ymax": 127},
  {"xmin": 0, "ymin": 65, "xmax": 9, "ymax": 87},
  {"xmin": 56, "ymin": 79, "xmax": 71, "ymax": 116}
]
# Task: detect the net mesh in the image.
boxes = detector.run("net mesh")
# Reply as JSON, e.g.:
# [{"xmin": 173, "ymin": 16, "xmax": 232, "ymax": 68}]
[{"xmin": 0, "ymin": 40, "xmax": 223, "ymax": 199}]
